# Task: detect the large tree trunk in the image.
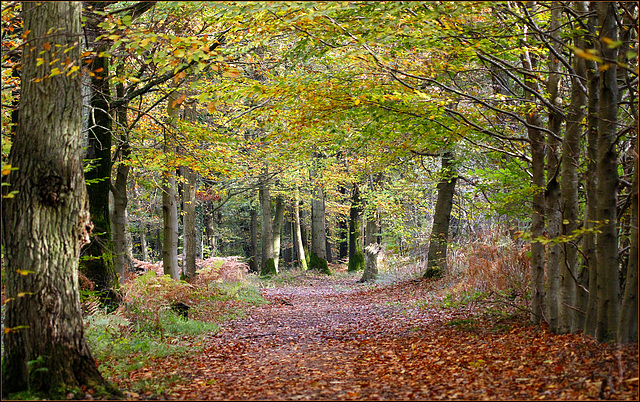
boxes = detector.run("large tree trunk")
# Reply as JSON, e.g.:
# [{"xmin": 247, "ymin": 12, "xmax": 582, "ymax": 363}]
[
  {"xmin": 424, "ymin": 151, "xmax": 457, "ymax": 278},
  {"xmin": 272, "ymin": 194, "xmax": 286, "ymax": 271},
  {"xmin": 338, "ymin": 185, "xmax": 349, "ymax": 260},
  {"xmin": 559, "ymin": 0, "xmax": 587, "ymax": 334},
  {"xmin": 259, "ymin": 175, "xmax": 276, "ymax": 275},
  {"xmin": 293, "ymin": 188, "xmax": 308, "ymax": 270},
  {"xmin": 81, "ymin": 2, "xmax": 117, "ymax": 306},
  {"xmin": 1, "ymin": 2, "xmax": 118, "ymax": 397},
  {"xmin": 594, "ymin": 2, "xmax": 621, "ymax": 343},
  {"xmin": 544, "ymin": 1, "xmax": 563, "ymax": 333},
  {"xmin": 162, "ymin": 91, "xmax": 180, "ymax": 279},
  {"xmin": 521, "ymin": 14, "xmax": 546, "ymax": 324}
]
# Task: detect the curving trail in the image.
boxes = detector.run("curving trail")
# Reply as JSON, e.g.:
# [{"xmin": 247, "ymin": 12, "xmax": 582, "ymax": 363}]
[{"xmin": 130, "ymin": 274, "xmax": 638, "ymax": 401}]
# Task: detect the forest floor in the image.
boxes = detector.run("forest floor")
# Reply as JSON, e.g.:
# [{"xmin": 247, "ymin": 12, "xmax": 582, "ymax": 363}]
[{"xmin": 115, "ymin": 268, "xmax": 639, "ymax": 401}]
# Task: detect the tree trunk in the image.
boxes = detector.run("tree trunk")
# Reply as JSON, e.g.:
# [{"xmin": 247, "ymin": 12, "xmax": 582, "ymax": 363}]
[
  {"xmin": 310, "ymin": 171, "xmax": 329, "ymax": 274},
  {"xmin": 182, "ymin": 167, "xmax": 197, "ymax": 279},
  {"xmin": 259, "ymin": 175, "xmax": 276, "ymax": 275},
  {"xmin": 111, "ymin": 71, "xmax": 131, "ymax": 284},
  {"xmin": 348, "ymin": 184, "xmax": 364, "ymax": 271},
  {"xmin": 359, "ymin": 214, "xmax": 380, "ymax": 283},
  {"xmin": 521, "ymin": 14, "xmax": 546, "ymax": 324},
  {"xmin": 1, "ymin": 2, "xmax": 118, "ymax": 397},
  {"xmin": 594, "ymin": 2, "xmax": 621, "ymax": 343},
  {"xmin": 81, "ymin": 2, "xmax": 117, "ymax": 306},
  {"xmin": 424, "ymin": 151, "xmax": 457, "ymax": 278},
  {"xmin": 249, "ymin": 203, "xmax": 259, "ymax": 273},
  {"xmin": 140, "ymin": 224, "xmax": 149, "ymax": 261},
  {"xmin": 618, "ymin": 133, "xmax": 638, "ymax": 343},
  {"xmin": 273, "ymin": 194, "xmax": 286, "ymax": 271},
  {"xmin": 294, "ymin": 188, "xmax": 308, "ymax": 270},
  {"xmin": 162, "ymin": 91, "xmax": 180, "ymax": 280},
  {"xmin": 559, "ymin": 0, "xmax": 587, "ymax": 334},
  {"xmin": 582, "ymin": 1, "xmax": 600, "ymax": 335},
  {"xmin": 338, "ymin": 185, "xmax": 349, "ymax": 260},
  {"xmin": 544, "ymin": 1, "xmax": 563, "ymax": 333}
]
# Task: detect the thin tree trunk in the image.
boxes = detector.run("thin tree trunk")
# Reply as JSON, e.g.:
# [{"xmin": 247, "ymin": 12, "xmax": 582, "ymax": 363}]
[
  {"xmin": 249, "ymin": 203, "xmax": 259, "ymax": 273},
  {"xmin": 1, "ymin": 2, "xmax": 118, "ymax": 396},
  {"xmin": 182, "ymin": 167, "xmax": 197, "ymax": 279},
  {"xmin": 582, "ymin": 1, "xmax": 600, "ymax": 335},
  {"xmin": 348, "ymin": 184, "xmax": 364, "ymax": 271},
  {"xmin": 594, "ymin": 1, "xmax": 621, "ymax": 343},
  {"xmin": 521, "ymin": 10, "xmax": 546, "ymax": 324},
  {"xmin": 140, "ymin": 224, "xmax": 149, "ymax": 261},
  {"xmin": 260, "ymin": 174, "xmax": 276, "ymax": 275},
  {"xmin": 162, "ymin": 91, "xmax": 180, "ymax": 280},
  {"xmin": 273, "ymin": 194, "xmax": 286, "ymax": 271},
  {"xmin": 111, "ymin": 69, "xmax": 131, "ymax": 284},
  {"xmin": 294, "ymin": 188, "xmax": 308, "ymax": 270},
  {"xmin": 560, "ymin": 0, "xmax": 587, "ymax": 334},
  {"xmin": 310, "ymin": 169, "xmax": 329, "ymax": 273}
]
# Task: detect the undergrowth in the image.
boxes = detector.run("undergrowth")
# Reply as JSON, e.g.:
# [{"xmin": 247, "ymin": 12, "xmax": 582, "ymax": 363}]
[{"xmin": 82, "ymin": 256, "xmax": 265, "ymax": 397}]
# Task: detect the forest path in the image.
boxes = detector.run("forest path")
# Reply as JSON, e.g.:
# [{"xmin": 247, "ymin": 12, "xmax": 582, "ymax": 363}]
[{"xmin": 144, "ymin": 274, "xmax": 638, "ymax": 401}]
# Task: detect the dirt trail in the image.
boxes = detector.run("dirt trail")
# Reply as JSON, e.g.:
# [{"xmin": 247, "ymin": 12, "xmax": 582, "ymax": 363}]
[{"xmin": 151, "ymin": 275, "xmax": 638, "ymax": 401}]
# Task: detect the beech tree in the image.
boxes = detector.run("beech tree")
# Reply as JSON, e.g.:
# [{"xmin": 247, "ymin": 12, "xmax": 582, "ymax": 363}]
[{"xmin": 1, "ymin": 2, "xmax": 117, "ymax": 397}]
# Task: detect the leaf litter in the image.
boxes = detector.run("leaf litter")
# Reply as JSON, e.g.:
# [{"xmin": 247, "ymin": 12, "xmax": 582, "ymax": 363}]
[{"xmin": 117, "ymin": 272, "xmax": 638, "ymax": 401}]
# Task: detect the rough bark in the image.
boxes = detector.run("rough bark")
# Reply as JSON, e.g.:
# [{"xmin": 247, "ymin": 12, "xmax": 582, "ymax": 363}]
[
  {"xmin": 162, "ymin": 91, "xmax": 180, "ymax": 279},
  {"xmin": 594, "ymin": 1, "xmax": 621, "ymax": 343},
  {"xmin": 359, "ymin": 215, "xmax": 381, "ymax": 283},
  {"xmin": 294, "ymin": 188, "xmax": 308, "ymax": 270},
  {"xmin": 424, "ymin": 151, "xmax": 457, "ymax": 278},
  {"xmin": 1, "ymin": 2, "xmax": 118, "ymax": 397}
]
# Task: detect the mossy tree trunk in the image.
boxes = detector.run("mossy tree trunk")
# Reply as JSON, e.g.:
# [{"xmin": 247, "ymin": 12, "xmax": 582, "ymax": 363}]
[
  {"xmin": 81, "ymin": 2, "xmax": 118, "ymax": 305},
  {"xmin": 1, "ymin": 2, "xmax": 119, "ymax": 397},
  {"xmin": 272, "ymin": 194, "xmax": 286, "ymax": 271}
]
